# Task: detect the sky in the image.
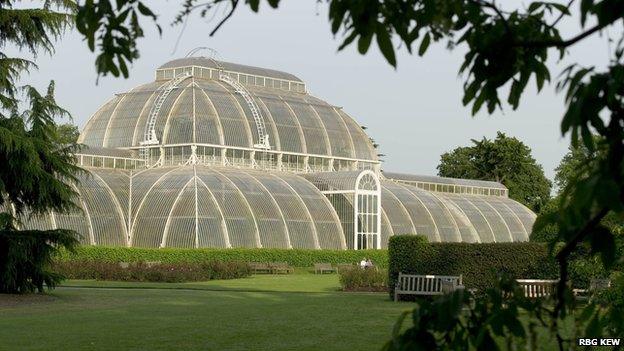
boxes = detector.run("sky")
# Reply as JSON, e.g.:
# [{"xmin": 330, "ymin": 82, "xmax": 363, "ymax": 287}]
[{"xmin": 22, "ymin": 1, "xmax": 616, "ymax": 180}]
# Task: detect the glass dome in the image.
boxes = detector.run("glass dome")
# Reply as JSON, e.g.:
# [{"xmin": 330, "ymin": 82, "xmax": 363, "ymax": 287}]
[{"xmin": 19, "ymin": 56, "xmax": 537, "ymax": 249}]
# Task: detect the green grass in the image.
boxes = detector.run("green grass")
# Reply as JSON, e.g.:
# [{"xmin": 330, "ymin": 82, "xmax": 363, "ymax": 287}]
[
  {"xmin": 0, "ymin": 274, "xmax": 410, "ymax": 351},
  {"xmin": 0, "ymin": 273, "xmax": 570, "ymax": 351},
  {"xmin": 60, "ymin": 271, "xmax": 342, "ymax": 293}
]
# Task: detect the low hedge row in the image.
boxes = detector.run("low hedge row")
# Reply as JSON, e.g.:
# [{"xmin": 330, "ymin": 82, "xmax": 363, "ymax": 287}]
[
  {"xmin": 53, "ymin": 260, "xmax": 251, "ymax": 282},
  {"xmin": 56, "ymin": 246, "xmax": 389, "ymax": 268},
  {"xmin": 388, "ymin": 235, "xmax": 558, "ymax": 297}
]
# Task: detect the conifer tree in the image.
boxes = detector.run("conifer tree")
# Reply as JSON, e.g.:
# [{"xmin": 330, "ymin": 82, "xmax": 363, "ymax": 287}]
[{"xmin": 0, "ymin": 0, "xmax": 83, "ymax": 294}]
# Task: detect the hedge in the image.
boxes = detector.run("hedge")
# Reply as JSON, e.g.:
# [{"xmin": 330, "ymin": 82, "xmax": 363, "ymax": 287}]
[
  {"xmin": 388, "ymin": 235, "xmax": 558, "ymax": 297},
  {"xmin": 53, "ymin": 260, "xmax": 251, "ymax": 282},
  {"xmin": 56, "ymin": 246, "xmax": 389, "ymax": 268}
]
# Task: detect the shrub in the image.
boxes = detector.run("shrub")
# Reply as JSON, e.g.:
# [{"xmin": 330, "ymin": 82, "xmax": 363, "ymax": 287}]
[
  {"xmin": 339, "ymin": 268, "xmax": 387, "ymax": 292},
  {"xmin": 52, "ymin": 260, "xmax": 251, "ymax": 282},
  {"xmin": 388, "ymin": 235, "xmax": 557, "ymax": 298},
  {"xmin": 55, "ymin": 246, "xmax": 389, "ymax": 268}
]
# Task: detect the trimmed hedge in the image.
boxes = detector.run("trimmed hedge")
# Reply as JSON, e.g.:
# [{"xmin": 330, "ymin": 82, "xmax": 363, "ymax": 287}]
[
  {"xmin": 56, "ymin": 246, "xmax": 389, "ymax": 268},
  {"xmin": 388, "ymin": 235, "xmax": 558, "ymax": 297},
  {"xmin": 53, "ymin": 260, "xmax": 251, "ymax": 282}
]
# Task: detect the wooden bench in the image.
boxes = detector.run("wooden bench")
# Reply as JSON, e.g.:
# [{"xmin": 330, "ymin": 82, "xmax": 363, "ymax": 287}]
[
  {"xmin": 269, "ymin": 262, "xmax": 294, "ymax": 274},
  {"xmin": 516, "ymin": 279, "xmax": 558, "ymax": 298},
  {"xmin": 394, "ymin": 273, "xmax": 463, "ymax": 301},
  {"xmin": 314, "ymin": 263, "xmax": 336, "ymax": 274},
  {"xmin": 249, "ymin": 262, "xmax": 272, "ymax": 274}
]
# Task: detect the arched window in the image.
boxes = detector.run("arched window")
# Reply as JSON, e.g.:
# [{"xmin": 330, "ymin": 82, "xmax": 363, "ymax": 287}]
[{"xmin": 354, "ymin": 171, "xmax": 381, "ymax": 250}]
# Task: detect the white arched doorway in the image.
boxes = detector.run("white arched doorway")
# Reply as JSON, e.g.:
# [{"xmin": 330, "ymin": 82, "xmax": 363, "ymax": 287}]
[{"xmin": 354, "ymin": 170, "xmax": 381, "ymax": 250}]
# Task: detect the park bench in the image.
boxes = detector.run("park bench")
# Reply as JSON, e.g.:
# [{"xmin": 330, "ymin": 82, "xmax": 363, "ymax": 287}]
[
  {"xmin": 314, "ymin": 263, "xmax": 336, "ymax": 274},
  {"xmin": 249, "ymin": 262, "xmax": 272, "ymax": 274},
  {"xmin": 516, "ymin": 279, "xmax": 558, "ymax": 298},
  {"xmin": 394, "ymin": 273, "xmax": 463, "ymax": 301},
  {"xmin": 269, "ymin": 262, "xmax": 294, "ymax": 274}
]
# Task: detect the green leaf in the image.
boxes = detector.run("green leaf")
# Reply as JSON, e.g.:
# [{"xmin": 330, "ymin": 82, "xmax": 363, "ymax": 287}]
[
  {"xmin": 117, "ymin": 55, "xmax": 129, "ymax": 78},
  {"xmin": 528, "ymin": 2, "xmax": 544, "ymax": 13},
  {"xmin": 248, "ymin": 0, "xmax": 260, "ymax": 12},
  {"xmin": 418, "ymin": 32, "xmax": 430, "ymax": 56},
  {"xmin": 508, "ymin": 80, "xmax": 521, "ymax": 108},
  {"xmin": 267, "ymin": 0, "xmax": 280, "ymax": 8},
  {"xmin": 329, "ymin": 1, "xmax": 347, "ymax": 34},
  {"xmin": 358, "ymin": 33, "xmax": 373, "ymax": 54},
  {"xmin": 472, "ymin": 91, "xmax": 487, "ymax": 115},
  {"xmin": 376, "ymin": 25, "xmax": 396, "ymax": 67},
  {"xmin": 338, "ymin": 31, "xmax": 358, "ymax": 51},
  {"xmin": 137, "ymin": 2, "xmax": 156, "ymax": 19}
]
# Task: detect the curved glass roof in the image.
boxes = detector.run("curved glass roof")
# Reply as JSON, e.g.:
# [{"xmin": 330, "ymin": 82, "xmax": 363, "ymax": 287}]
[
  {"xmin": 22, "ymin": 166, "xmax": 346, "ymax": 249},
  {"xmin": 379, "ymin": 180, "xmax": 534, "ymax": 244},
  {"xmin": 78, "ymin": 77, "xmax": 377, "ymax": 161}
]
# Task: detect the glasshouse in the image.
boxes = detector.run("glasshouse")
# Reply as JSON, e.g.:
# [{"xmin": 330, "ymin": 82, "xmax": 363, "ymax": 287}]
[{"xmin": 21, "ymin": 54, "xmax": 536, "ymax": 249}]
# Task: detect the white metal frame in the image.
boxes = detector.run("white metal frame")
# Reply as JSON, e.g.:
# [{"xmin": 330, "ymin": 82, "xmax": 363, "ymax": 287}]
[
  {"xmin": 127, "ymin": 142, "xmax": 380, "ymax": 174},
  {"xmin": 155, "ymin": 65, "xmax": 307, "ymax": 93},
  {"xmin": 76, "ymin": 153, "xmax": 146, "ymax": 170},
  {"xmin": 218, "ymin": 73, "xmax": 271, "ymax": 150},
  {"xmin": 390, "ymin": 179, "xmax": 508, "ymax": 197},
  {"xmin": 140, "ymin": 72, "xmax": 192, "ymax": 163},
  {"xmin": 354, "ymin": 170, "xmax": 381, "ymax": 250}
]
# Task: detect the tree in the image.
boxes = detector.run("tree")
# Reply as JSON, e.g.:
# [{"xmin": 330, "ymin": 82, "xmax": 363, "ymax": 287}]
[
  {"xmin": 72, "ymin": 0, "xmax": 624, "ymax": 348},
  {"xmin": 532, "ymin": 137, "xmax": 622, "ymax": 290},
  {"xmin": 553, "ymin": 135, "xmax": 607, "ymax": 193},
  {"xmin": 533, "ymin": 136, "xmax": 619, "ymax": 243},
  {"xmin": 55, "ymin": 123, "xmax": 81, "ymax": 145},
  {"xmin": 438, "ymin": 132, "xmax": 551, "ymax": 212},
  {"xmin": 0, "ymin": 1, "xmax": 82, "ymax": 293}
]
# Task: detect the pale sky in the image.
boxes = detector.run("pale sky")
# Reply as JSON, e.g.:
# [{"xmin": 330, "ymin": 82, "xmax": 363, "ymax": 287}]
[{"xmin": 21, "ymin": 1, "xmax": 615, "ymax": 180}]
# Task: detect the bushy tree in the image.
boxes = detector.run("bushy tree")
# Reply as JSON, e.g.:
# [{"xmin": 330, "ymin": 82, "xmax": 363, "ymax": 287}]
[
  {"xmin": 55, "ymin": 123, "xmax": 80, "ymax": 144},
  {"xmin": 0, "ymin": 1, "xmax": 83, "ymax": 293},
  {"xmin": 532, "ymin": 137, "xmax": 623, "ymax": 289},
  {"xmin": 438, "ymin": 132, "xmax": 551, "ymax": 212},
  {"xmin": 72, "ymin": 0, "xmax": 624, "ymax": 348},
  {"xmin": 533, "ymin": 136, "xmax": 623, "ymax": 243}
]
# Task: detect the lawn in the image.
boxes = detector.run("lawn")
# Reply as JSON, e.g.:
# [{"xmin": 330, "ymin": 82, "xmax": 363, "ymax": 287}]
[
  {"xmin": 0, "ymin": 274, "xmax": 410, "ymax": 351},
  {"xmin": 60, "ymin": 272, "xmax": 343, "ymax": 293}
]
